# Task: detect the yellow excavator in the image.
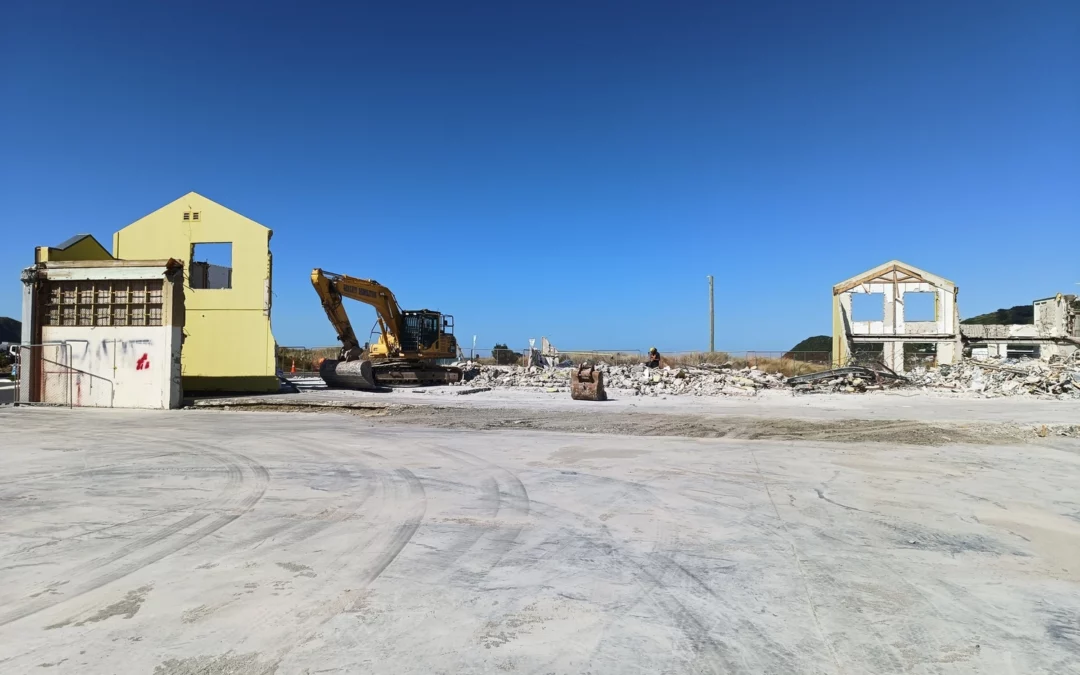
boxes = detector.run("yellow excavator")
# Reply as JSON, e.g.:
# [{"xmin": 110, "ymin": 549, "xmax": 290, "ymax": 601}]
[{"xmin": 311, "ymin": 268, "xmax": 461, "ymax": 389}]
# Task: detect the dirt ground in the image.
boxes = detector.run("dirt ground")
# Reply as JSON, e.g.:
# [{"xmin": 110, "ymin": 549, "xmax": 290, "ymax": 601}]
[
  {"xmin": 1, "ymin": 400, "xmax": 1079, "ymax": 674},
  {"xmin": 212, "ymin": 401, "xmax": 1055, "ymax": 446}
]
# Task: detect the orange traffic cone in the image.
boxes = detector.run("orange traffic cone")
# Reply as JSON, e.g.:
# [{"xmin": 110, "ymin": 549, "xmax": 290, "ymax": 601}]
[{"xmin": 290, "ymin": 359, "xmax": 296, "ymax": 375}]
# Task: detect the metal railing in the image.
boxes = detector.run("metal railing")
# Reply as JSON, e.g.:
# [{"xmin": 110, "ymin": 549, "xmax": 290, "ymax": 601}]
[{"xmin": 16, "ymin": 343, "xmax": 74, "ymax": 408}]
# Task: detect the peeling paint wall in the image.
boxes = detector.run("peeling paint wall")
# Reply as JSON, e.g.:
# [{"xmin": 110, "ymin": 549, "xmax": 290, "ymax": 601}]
[
  {"xmin": 1032, "ymin": 295, "xmax": 1077, "ymax": 339},
  {"xmin": 38, "ymin": 327, "xmax": 182, "ymax": 408}
]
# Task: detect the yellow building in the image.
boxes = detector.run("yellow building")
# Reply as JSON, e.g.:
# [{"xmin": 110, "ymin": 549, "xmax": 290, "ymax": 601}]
[
  {"xmin": 35, "ymin": 234, "xmax": 114, "ymax": 263},
  {"xmin": 113, "ymin": 192, "xmax": 277, "ymax": 392}
]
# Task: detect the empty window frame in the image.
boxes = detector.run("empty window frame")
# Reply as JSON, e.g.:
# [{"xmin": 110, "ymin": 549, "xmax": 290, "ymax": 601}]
[
  {"xmin": 903, "ymin": 292, "xmax": 936, "ymax": 322},
  {"xmin": 190, "ymin": 243, "xmax": 233, "ymax": 289},
  {"xmin": 43, "ymin": 280, "xmax": 165, "ymax": 327},
  {"xmin": 903, "ymin": 342, "xmax": 937, "ymax": 370},
  {"xmin": 1006, "ymin": 344, "xmax": 1040, "ymax": 360},
  {"xmin": 851, "ymin": 293, "xmax": 885, "ymax": 321},
  {"xmin": 849, "ymin": 342, "xmax": 884, "ymax": 367}
]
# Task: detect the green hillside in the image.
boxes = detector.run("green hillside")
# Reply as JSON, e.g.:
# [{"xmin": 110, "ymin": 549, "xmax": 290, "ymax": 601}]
[
  {"xmin": 785, "ymin": 335, "xmax": 831, "ymax": 363},
  {"xmin": 960, "ymin": 305, "xmax": 1034, "ymax": 325},
  {"xmin": 0, "ymin": 317, "xmax": 20, "ymax": 342}
]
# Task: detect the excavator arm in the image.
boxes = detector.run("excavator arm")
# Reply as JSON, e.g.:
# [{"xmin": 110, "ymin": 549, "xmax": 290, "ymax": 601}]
[{"xmin": 310, "ymin": 268, "xmax": 405, "ymax": 361}]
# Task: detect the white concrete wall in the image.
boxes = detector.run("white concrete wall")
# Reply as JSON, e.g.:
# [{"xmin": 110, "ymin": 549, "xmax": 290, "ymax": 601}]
[
  {"xmin": 846, "ymin": 281, "xmax": 955, "ymax": 337},
  {"xmin": 39, "ymin": 326, "xmax": 182, "ymax": 409},
  {"xmin": 1034, "ymin": 298, "xmax": 1066, "ymax": 338},
  {"xmin": 18, "ymin": 270, "xmax": 35, "ymax": 405},
  {"xmin": 839, "ymin": 276, "xmax": 961, "ymax": 372},
  {"xmin": 20, "ymin": 262, "xmax": 185, "ymax": 409}
]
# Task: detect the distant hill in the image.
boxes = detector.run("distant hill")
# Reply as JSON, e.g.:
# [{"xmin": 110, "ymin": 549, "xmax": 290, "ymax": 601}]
[
  {"xmin": 0, "ymin": 317, "xmax": 20, "ymax": 342},
  {"xmin": 785, "ymin": 335, "xmax": 831, "ymax": 363},
  {"xmin": 961, "ymin": 305, "xmax": 1034, "ymax": 325}
]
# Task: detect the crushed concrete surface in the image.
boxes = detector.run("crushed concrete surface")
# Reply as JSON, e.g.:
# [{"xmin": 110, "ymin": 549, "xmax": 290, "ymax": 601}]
[{"xmin": 2, "ymin": 406, "xmax": 1080, "ymax": 674}]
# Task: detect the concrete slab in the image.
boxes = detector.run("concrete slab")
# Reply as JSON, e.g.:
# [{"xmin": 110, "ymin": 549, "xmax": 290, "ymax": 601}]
[{"xmin": 1, "ymin": 407, "xmax": 1078, "ymax": 674}]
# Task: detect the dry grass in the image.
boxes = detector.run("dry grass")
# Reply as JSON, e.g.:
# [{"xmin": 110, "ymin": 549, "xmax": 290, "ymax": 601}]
[
  {"xmin": 659, "ymin": 352, "xmax": 829, "ymax": 377},
  {"xmin": 731, "ymin": 356, "xmax": 829, "ymax": 377},
  {"xmin": 560, "ymin": 351, "xmax": 645, "ymax": 366}
]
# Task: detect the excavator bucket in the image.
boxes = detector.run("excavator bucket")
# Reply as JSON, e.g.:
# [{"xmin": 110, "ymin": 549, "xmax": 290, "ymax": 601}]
[
  {"xmin": 320, "ymin": 359, "xmax": 378, "ymax": 390},
  {"xmin": 570, "ymin": 364, "xmax": 607, "ymax": 401}
]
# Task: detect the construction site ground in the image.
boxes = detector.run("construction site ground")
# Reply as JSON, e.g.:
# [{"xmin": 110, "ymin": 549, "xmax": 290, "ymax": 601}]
[
  {"xmin": 193, "ymin": 380, "xmax": 1080, "ymax": 445},
  {"xmin": 2, "ymin": 392, "xmax": 1079, "ymax": 674}
]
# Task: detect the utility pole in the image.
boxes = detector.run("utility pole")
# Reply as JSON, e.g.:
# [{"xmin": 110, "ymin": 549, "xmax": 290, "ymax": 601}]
[{"xmin": 707, "ymin": 275, "xmax": 715, "ymax": 353}]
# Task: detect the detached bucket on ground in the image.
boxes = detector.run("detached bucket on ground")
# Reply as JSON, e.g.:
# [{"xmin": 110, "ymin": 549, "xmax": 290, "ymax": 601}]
[{"xmin": 571, "ymin": 364, "xmax": 607, "ymax": 401}]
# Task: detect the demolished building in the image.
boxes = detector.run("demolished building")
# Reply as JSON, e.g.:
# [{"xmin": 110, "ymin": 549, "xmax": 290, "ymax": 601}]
[
  {"xmin": 962, "ymin": 294, "xmax": 1080, "ymax": 360},
  {"xmin": 832, "ymin": 261, "xmax": 962, "ymax": 374},
  {"xmin": 833, "ymin": 261, "xmax": 1080, "ymax": 373}
]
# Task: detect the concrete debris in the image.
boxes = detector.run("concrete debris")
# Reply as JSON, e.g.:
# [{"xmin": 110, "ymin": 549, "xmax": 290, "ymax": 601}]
[
  {"xmin": 1035, "ymin": 424, "xmax": 1080, "ymax": 438},
  {"xmin": 787, "ymin": 366, "xmax": 906, "ymax": 394},
  {"xmin": 454, "ymin": 362, "xmax": 786, "ymax": 397},
  {"xmin": 789, "ymin": 355, "xmax": 1080, "ymax": 399},
  {"xmin": 907, "ymin": 355, "xmax": 1080, "ymax": 399}
]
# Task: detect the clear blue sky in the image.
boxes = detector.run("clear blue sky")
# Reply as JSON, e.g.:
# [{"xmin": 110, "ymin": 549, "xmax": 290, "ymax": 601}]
[{"xmin": 2, "ymin": 1, "xmax": 1077, "ymax": 353}]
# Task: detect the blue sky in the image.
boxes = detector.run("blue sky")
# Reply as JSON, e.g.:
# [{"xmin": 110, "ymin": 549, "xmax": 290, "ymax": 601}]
[{"xmin": 2, "ymin": 1, "xmax": 1077, "ymax": 353}]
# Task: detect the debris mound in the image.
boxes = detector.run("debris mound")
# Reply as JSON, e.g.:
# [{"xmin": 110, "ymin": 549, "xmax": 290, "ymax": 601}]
[
  {"xmin": 455, "ymin": 362, "xmax": 786, "ymax": 397},
  {"xmin": 908, "ymin": 355, "xmax": 1080, "ymax": 399},
  {"xmin": 787, "ymin": 355, "xmax": 1080, "ymax": 399},
  {"xmin": 787, "ymin": 366, "xmax": 907, "ymax": 394}
]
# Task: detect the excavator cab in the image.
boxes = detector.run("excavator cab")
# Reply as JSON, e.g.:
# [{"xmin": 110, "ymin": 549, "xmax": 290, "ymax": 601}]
[{"xmin": 400, "ymin": 310, "xmax": 454, "ymax": 354}]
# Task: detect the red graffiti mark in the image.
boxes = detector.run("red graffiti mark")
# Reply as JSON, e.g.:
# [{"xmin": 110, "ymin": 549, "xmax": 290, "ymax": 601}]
[{"xmin": 136, "ymin": 354, "xmax": 150, "ymax": 371}]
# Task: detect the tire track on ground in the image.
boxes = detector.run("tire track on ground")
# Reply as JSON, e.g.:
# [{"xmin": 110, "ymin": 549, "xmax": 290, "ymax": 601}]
[
  {"xmin": 264, "ymin": 453, "xmax": 428, "ymax": 672},
  {"xmin": 494, "ymin": 470, "xmax": 736, "ymax": 675},
  {"xmin": 231, "ymin": 436, "xmax": 379, "ymax": 551},
  {"xmin": 419, "ymin": 443, "xmax": 531, "ymax": 584},
  {"xmin": 0, "ymin": 440, "xmax": 269, "ymax": 627}
]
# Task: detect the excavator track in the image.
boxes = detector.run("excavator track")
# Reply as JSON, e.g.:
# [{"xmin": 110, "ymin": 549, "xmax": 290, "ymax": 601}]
[{"xmin": 320, "ymin": 359, "xmax": 461, "ymax": 390}]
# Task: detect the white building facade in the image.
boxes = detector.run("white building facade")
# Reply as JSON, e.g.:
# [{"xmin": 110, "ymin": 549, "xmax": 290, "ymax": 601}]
[{"xmin": 19, "ymin": 260, "xmax": 185, "ymax": 409}]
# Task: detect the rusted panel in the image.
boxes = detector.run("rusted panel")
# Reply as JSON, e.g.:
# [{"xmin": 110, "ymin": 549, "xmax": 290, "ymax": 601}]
[{"xmin": 570, "ymin": 364, "xmax": 607, "ymax": 401}]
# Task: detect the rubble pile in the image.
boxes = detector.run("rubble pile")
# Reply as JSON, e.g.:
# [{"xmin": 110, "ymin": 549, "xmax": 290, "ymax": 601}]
[
  {"xmin": 457, "ymin": 362, "xmax": 786, "ymax": 397},
  {"xmin": 908, "ymin": 355, "xmax": 1080, "ymax": 399},
  {"xmin": 456, "ymin": 354, "xmax": 1080, "ymax": 399},
  {"xmin": 787, "ymin": 368, "xmax": 900, "ymax": 394}
]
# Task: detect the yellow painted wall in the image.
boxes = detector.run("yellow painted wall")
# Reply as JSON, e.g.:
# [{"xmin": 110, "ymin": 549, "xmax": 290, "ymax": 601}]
[
  {"xmin": 36, "ymin": 236, "xmax": 113, "ymax": 263},
  {"xmin": 113, "ymin": 192, "xmax": 277, "ymax": 392}
]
